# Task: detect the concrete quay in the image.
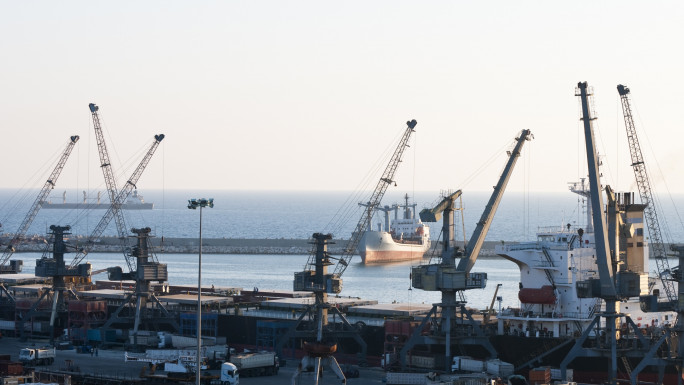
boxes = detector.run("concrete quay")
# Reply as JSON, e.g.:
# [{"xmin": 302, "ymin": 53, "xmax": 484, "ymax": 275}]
[{"xmin": 6, "ymin": 235, "xmax": 506, "ymax": 256}]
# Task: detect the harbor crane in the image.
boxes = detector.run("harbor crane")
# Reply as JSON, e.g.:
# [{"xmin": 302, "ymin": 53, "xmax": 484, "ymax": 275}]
[
  {"xmin": 617, "ymin": 84, "xmax": 677, "ymax": 308},
  {"xmin": 560, "ymin": 82, "xmax": 659, "ymax": 385},
  {"xmin": 0, "ymin": 135, "xmax": 79, "ymax": 302},
  {"xmin": 616, "ymin": 84, "xmax": 684, "ymax": 384},
  {"xmin": 69, "ymin": 130, "xmax": 165, "ymax": 269},
  {"xmin": 293, "ymin": 119, "xmax": 417, "ymax": 295},
  {"xmin": 18, "ymin": 225, "xmax": 92, "ymax": 343},
  {"xmin": 0, "ymin": 135, "xmax": 79, "ymax": 274},
  {"xmin": 102, "ymin": 227, "xmax": 178, "ymax": 339},
  {"xmin": 88, "ymin": 103, "xmax": 134, "ymax": 270},
  {"xmin": 282, "ymin": 119, "xmax": 417, "ymax": 385},
  {"xmin": 400, "ymin": 129, "xmax": 532, "ymax": 372}
]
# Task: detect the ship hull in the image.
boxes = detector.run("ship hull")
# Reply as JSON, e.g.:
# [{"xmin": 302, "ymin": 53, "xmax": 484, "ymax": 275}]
[{"xmin": 359, "ymin": 231, "xmax": 429, "ymax": 263}]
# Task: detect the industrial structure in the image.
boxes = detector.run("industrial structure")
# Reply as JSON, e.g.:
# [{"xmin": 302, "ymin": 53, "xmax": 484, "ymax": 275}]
[
  {"xmin": 282, "ymin": 119, "xmax": 417, "ymax": 384},
  {"xmin": 0, "ymin": 135, "xmax": 80, "ymax": 279},
  {"xmin": 400, "ymin": 129, "xmax": 532, "ymax": 372}
]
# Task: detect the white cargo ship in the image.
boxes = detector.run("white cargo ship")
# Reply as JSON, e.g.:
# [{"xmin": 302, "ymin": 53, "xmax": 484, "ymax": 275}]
[
  {"xmin": 42, "ymin": 189, "xmax": 153, "ymax": 210},
  {"xmin": 358, "ymin": 194, "xmax": 430, "ymax": 263}
]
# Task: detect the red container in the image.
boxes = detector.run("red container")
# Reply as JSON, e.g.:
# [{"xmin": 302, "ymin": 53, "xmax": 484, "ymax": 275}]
[
  {"xmin": 518, "ymin": 285, "xmax": 556, "ymax": 304},
  {"xmin": 529, "ymin": 367, "xmax": 551, "ymax": 384},
  {"xmin": 0, "ymin": 361, "xmax": 24, "ymax": 376}
]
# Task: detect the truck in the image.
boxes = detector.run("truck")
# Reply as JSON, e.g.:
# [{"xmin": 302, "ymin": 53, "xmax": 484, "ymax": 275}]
[
  {"xmin": 229, "ymin": 351, "xmax": 278, "ymax": 377},
  {"xmin": 214, "ymin": 362, "xmax": 239, "ymax": 385},
  {"xmin": 19, "ymin": 347, "xmax": 56, "ymax": 365}
]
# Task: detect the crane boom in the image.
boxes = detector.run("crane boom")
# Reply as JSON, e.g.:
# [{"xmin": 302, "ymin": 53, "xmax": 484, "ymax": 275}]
[
  {"xmin": 0, "ymin": 135, "xmax": 80, "ymax": 272},
  {"xmin": 333, "ymin": 119, "xmax": 417, "ymax": 277},
  {"xmin": 89, "ymin": 103, "xmax": 130, "ymax": 260},
  {"xmin": 617, "ymin": 84, "xmax": 676, "ymax": 303},
  {"xmin": 70, "ymin": 133, "xmax": 165, "ymax": 269},
  {"xmin": 457, "ymin": 129, "xmax": 532, "ymax": 273},
  {"xmin": 577, "ymin": 82, "xmax": 617, "ymax": 299}
]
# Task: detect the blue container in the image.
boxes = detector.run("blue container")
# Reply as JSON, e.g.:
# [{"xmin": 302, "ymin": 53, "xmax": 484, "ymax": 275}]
[{"xmin": 87, "ymin": 329, "xmax": 102, "ymax": 342}]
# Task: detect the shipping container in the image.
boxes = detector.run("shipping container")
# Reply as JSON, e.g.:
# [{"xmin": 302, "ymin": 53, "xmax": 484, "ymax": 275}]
[{"xmin": 485, "ymin": 359, "xmax": 514, "ymax": 378}]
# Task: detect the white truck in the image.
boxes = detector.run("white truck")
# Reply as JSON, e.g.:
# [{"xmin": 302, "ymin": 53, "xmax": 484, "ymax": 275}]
[
  {"xmin": 19, "ymin": 347, "xmax": 56, "ymax": 366},
  {"xmin": 229, "ymin": 351, "xmax": 278, "ymax": 377},
  {"xmin": 215, "ymin": 362, "xmax": 239, "ymax": 385}
]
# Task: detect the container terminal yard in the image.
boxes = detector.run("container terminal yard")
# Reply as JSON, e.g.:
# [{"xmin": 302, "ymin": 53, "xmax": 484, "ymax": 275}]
[{"xmin": 1, "ymin": 84, "xmax": 684, "ymax": 385}]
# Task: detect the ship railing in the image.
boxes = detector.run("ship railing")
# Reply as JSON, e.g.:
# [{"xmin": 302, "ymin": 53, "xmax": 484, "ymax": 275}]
[
  {"xmin": 537, "ymin": 225, "xmax": 582, "ymax": 234},
  {"xmin": 498, "ymin": 309, "xmax": 586, "ymax": 320},
  {"xmin": 500, "ymin": 242, "xmax": 541, "ymax": 252}
]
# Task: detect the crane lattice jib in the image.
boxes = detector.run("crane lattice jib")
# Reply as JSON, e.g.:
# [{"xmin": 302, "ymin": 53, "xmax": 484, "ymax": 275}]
[
  {"xmin": 617, "ymin": 85, "xmax": 676, "ymax": 303},
  {"xmin": 457, "ymin": 129, "xmax": 532, "ymax": 274},
  {"xmin": 0, "ymin": 135, "xmax": 79, "ymax": 268},
  {"xmin": 90, "ymin": 103, "xmax": 130, "ymax": 263},
  {"xmin": 333, "ymin": 119, "xmax": 417, "ymax": 277},
  {"xmin": 70, "ymin": 134, "xmax": 165, "ymax": 269}
]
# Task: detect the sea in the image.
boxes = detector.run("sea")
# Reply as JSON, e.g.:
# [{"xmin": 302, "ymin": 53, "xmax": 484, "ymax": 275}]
[{"xmin": 2, "ymin": 189, "xmax": 684, "ymax": 310}]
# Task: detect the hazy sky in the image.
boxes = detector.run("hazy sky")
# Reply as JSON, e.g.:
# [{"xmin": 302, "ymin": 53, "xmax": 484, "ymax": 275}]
[{"xmin": 2, "ymin": 1, "xmax": 683, "ymax": 195}]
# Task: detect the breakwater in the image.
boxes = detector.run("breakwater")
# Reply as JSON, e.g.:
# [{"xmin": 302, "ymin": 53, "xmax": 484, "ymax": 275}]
[{"xmin": 4, "ymin": 235, "xmax": 505, "ymax": 256}]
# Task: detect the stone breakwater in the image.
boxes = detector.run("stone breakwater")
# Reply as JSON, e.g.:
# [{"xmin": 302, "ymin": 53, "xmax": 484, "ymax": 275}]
[{"xmin": 4, "ymin": 235, "xmax": 505, "ymax": 256}]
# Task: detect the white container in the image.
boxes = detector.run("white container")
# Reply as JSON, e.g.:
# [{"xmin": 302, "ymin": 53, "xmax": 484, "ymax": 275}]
[
  {"xmin": 453, "ymin": 356, "xmax": 485, "ymax": 373},
  {"xmin": 549, "ymin": 368, "xmax": 573, "ymax": 381},
  {"xmin": 485, "ymin": 359, "xmax": 514, "ymax": 378}
]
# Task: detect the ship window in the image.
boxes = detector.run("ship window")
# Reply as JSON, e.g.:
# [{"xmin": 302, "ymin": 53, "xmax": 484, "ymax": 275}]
[
  {"xmin": 637, "ymin": 242, "xmax": 643, "ymax": 247},
  {"xmin": 627, "ymin": 243, "xmax": 634, "ymax": 247},
  {"xmin": 636, "ymin": 228, "xmax": 643, "ymax": 236}
]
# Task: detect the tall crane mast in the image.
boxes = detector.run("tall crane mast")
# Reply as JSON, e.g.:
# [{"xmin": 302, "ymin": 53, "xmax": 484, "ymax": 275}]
[
  {"xmin": 334, "ymin": 119, "xmax": 417, "ymax": 277},
  {"xmin": 70, "ymin": 133, "xmax": 165, "ymax": 270},
  {"xmin": 89, "ymin": 103, "xmax": 131, "ymax": 258},
  {"xmin": 617, "ymin": 84, "xmax": 677, "ymax": 304},
  {"xmin": 294, "ymin": 119, "xmax": 417, "ymax": 295},
  {"xmin": 458, "ymin": 129, "xmax": 532, "ymax": 274},
  {"xmin": 0, "ymin": 135, "xmax": 80, "ymax": 273}
]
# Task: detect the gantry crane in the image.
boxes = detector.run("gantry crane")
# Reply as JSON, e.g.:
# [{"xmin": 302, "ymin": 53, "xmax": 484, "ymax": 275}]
[
  {"xmin": 617, "ymin": 84, "xmax": 677, "ymax": 307},
  {"xmin": 0, "ymin": 135, "xmax": 79, "ymax": 302},
  {"xmin": 400, "ymin": 129, "xmax": 531, "ymax": 371},
  {"xmin": 69, "ymin": 132, "xmax": 165, "ymax": 270},
  {"xmin": 283, "ymin": 119, "xmax": 417, "ymax": 384}
]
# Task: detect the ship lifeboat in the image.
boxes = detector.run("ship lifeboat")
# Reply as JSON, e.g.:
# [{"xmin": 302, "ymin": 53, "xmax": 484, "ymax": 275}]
[
  {"xmin": 303, "ymin": 341, "xmax": 337, "ymax": 357},
  {"xmin": 518, "ymin": 285, "xmax": 556, "ymax": 304}
]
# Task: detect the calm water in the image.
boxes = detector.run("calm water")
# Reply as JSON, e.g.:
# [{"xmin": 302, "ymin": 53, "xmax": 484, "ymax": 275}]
[
  {"xmin": 3, "ymin": 189, "xmax": 684, "ymax": 309},
  {"xmin": 3, "ymin": 189, "xmax": 684, "ymax": 242},
  {"xmin": 16, "ymin": 251, "xmax": 522, "ymax": 309}
]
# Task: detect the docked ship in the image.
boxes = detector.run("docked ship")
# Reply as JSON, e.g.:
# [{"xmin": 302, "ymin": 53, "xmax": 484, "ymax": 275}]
[
  {"xmin": 358, "ymin": 194, "xmax": 431, "ymax": 263},
  {"xmin": 495, "ymin": 179, "xmax": 675, "ymax": 339},
  {"xmin": 42, "ymin": 189, "xmax": 154, "ymax": 210}
]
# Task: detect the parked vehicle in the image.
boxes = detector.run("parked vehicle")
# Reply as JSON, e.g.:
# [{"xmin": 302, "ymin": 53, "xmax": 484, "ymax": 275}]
[
  {"xmin": 229, "ymin": 351, "xmax": 278, "ymax": 377},
  {"xmin": 19, "ymin": 347, "xmax": 56, "ymax": 365}
]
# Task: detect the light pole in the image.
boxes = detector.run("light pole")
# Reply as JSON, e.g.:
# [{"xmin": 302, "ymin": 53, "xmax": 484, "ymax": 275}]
[{"xmin": 188, "ymin": 198, "xmax": 213, "ymax": 385}]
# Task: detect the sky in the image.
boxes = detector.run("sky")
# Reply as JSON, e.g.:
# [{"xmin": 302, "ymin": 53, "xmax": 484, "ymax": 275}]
[{"xmin": 1, "ymin": 1, "xmax": 683, "ymax": 196}]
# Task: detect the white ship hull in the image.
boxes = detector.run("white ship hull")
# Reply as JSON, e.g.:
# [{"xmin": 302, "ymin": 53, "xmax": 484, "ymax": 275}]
[{"xmin": 359, "ymin": 230, "xmax": 430, "ymax": 263}]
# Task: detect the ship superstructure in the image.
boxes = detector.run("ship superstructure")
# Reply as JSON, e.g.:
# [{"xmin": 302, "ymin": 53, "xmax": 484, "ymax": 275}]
[
  {"xmin": 496, "ymin": 185, "xmax": 674, "ymax": 338},
  {"xmin": 358, "ymin": 194, "xmax": 430, "ymax": 263}
]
